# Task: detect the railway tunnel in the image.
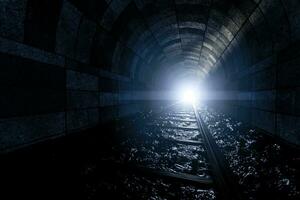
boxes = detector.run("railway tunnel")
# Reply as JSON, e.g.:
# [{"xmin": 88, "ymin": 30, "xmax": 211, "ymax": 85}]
[{"xmin": 0, "ymin": 0, "xmax": 300, "ymax": 199}]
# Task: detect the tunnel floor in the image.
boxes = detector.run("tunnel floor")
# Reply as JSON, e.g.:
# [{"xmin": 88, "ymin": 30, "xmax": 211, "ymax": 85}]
[{"xmin": 1, "ymin": 105, "xmax": 299, "ymax": 200}]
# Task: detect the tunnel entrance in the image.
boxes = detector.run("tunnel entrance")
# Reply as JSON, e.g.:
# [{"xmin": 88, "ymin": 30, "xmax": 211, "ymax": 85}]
[{"xmin": 1, "ymin": 0, "xmax": 300, "ymax": 199}]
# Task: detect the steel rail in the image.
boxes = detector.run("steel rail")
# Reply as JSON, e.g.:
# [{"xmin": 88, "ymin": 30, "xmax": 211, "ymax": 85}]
[
  {"xmin": 113, "ymin": 102, "xmax": 241, "ymax": 199},
  {"xmin": 160, "ymin": 103, "xmax": 241, "ymax": 199},
  {"xmin": 193, "ymin": 105, "xmax": 241, "ymax": 200}
]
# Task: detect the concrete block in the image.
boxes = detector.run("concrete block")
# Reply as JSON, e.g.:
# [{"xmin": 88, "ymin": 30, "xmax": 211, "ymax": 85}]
[
  {"xmin": 67, "ymin": 91, "xmax": 99, "ymax": 109},
  {"xmin": 0, "ymin": 112, "xmax": 65, "ymax": 151},
  {"xmin": 24, "ymin": 0, "xmax": 63, "ymax": 51},
  {"xmin": 251, "ymin": 109, "xmax": 276, "ymax": 134},
  {"xmin": 259, "ymin": 0, "xmax": 290, "ymax": 51},
  {"xmin": 75, "ymin": 18, "xmax": 96, "ymax": 63},
  {"xmin": 68, "ymin": 0, "xmax": 109, "ymax": 21},
  {"xmin": 99, "ymin": 92, "xmax": 118, "ymax": 107},
  {"xmin": 277, "ymin": 88, "xmax": 300, "ymax": 115},
  {"xmin": 252, "ymin": 90, "xmax": 276, "ymax": 111},
  {"xmin": 277, "ymin": 114, "xmax": 300, "ymax": 146},
  {"xmin": 99, "ymin": 106, "xmax": 118, "ymax": 123},
  {"xmin": 0, "ymin": 87, "xmax": 66, "ymax": 118},
  {"xmin": 278, "ymin": 57, "xmax": 300, "ymax": 88},
  {"xmin": 253, "ymin": 67, "xmax": 276, "ymax": 90},
  {"xmin": 99, "ymin": 77, "xmax": 119, "ymax": 92},
  {"xmin": 282, "ymin": 0, "xmax": 300, "ymax": 41},
  {"xmin": 88, "ymin": 108, "xmax": 99, "ymax": 125},
  {"xmin": 0, "ymin": 53, "xmax": 65, "ymax": 89},
  {"xmin": 67, "ymin": 108, "xmax": 98, "ymax": 132},
  {"xmin": 236, "ymin": 106, "xmax": 252, "ymax": 123},
  {"xmin": 118, "ymin": 103, "xmax": 143, "ymax": 118},
  {"xmin": 0, "ymin": 37, "xmax": 65, "ymax": 67},
  {"xmin": 100, "ymin": 7, "xmax": 117, "ymax": 31},
  {"xmin": 55, "ymin": 0, "xmax": 82, "ymax": 58},
  {"xmin": 67, "ymin": 70, "xmax": 98, "ymax": 91},
  {"xmin": 0, "ymin": 0, "xmax": 27, "ymax": 42},
  {"xmin": 237, "ymin": 92, "xmax": 252, "ymax": 108}
]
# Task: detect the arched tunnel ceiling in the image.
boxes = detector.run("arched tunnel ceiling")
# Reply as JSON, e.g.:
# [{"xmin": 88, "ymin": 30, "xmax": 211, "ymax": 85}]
[{"xmin": 91, "ymin": 0, "xmax": 292, "ymax": 87}]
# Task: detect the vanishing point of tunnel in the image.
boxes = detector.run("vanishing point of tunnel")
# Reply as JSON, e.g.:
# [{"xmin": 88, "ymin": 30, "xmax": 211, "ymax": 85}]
[{"xmin": 0, "ymin": 0, "xmax": 299, "ymax": 199}]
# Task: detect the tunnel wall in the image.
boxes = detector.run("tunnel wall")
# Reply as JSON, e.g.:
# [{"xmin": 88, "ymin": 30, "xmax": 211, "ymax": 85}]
[
  {"xmin": 205, "ymin": 0, "xmax": 300, "ymax": 146},
  {"xmin": 0, "ymin": 0, "xmax": 146, "ymax": 152}
]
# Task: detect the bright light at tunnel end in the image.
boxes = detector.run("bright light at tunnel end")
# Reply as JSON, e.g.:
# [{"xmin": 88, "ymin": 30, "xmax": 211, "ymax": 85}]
[
  {"xmin": 182, "ymin": 88, "xmax": 197, "ymax": 104},
  {"xmin": 175, "ymin": 84, "xmax": 202, "ymax": 105}
]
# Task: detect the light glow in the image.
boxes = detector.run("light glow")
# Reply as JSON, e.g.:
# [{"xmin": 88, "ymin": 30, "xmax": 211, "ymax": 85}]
[
  {"xmin": 175, "ymin": 84, "xmax": 201, "ymax": 105},
  {"xmin": 182, "ymin": 88, "xmax": 197, "ymax": 104}
]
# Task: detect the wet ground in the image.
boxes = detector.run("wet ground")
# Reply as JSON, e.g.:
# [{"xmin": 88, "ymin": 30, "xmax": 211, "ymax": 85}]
[
  {"xmin": 200, "ymin": 107, "xmax": 300, "ymax": 200},
  {"xmin": 80, "ymin": 105, "xmax": 300, "ymax": 200},
  {"xmin": 82, "ymin": 106, "xmax": 216, "ymax": 199},
  {"xmin": 83, "ymin": 169, "xmax": 216, "ymax": 200},
  {"xmin": 1, "ymin": 104, "xmax": 299, "ymax": 200}
]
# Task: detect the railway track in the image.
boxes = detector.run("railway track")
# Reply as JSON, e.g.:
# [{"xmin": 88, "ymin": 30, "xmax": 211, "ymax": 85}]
[
  {"xmin": 146, "ymin": 103, "xmax": 240, "ymax": 200},
  {"xmin": 98, "ymin": 103, "xmax": 240, "ymax": 199}
]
